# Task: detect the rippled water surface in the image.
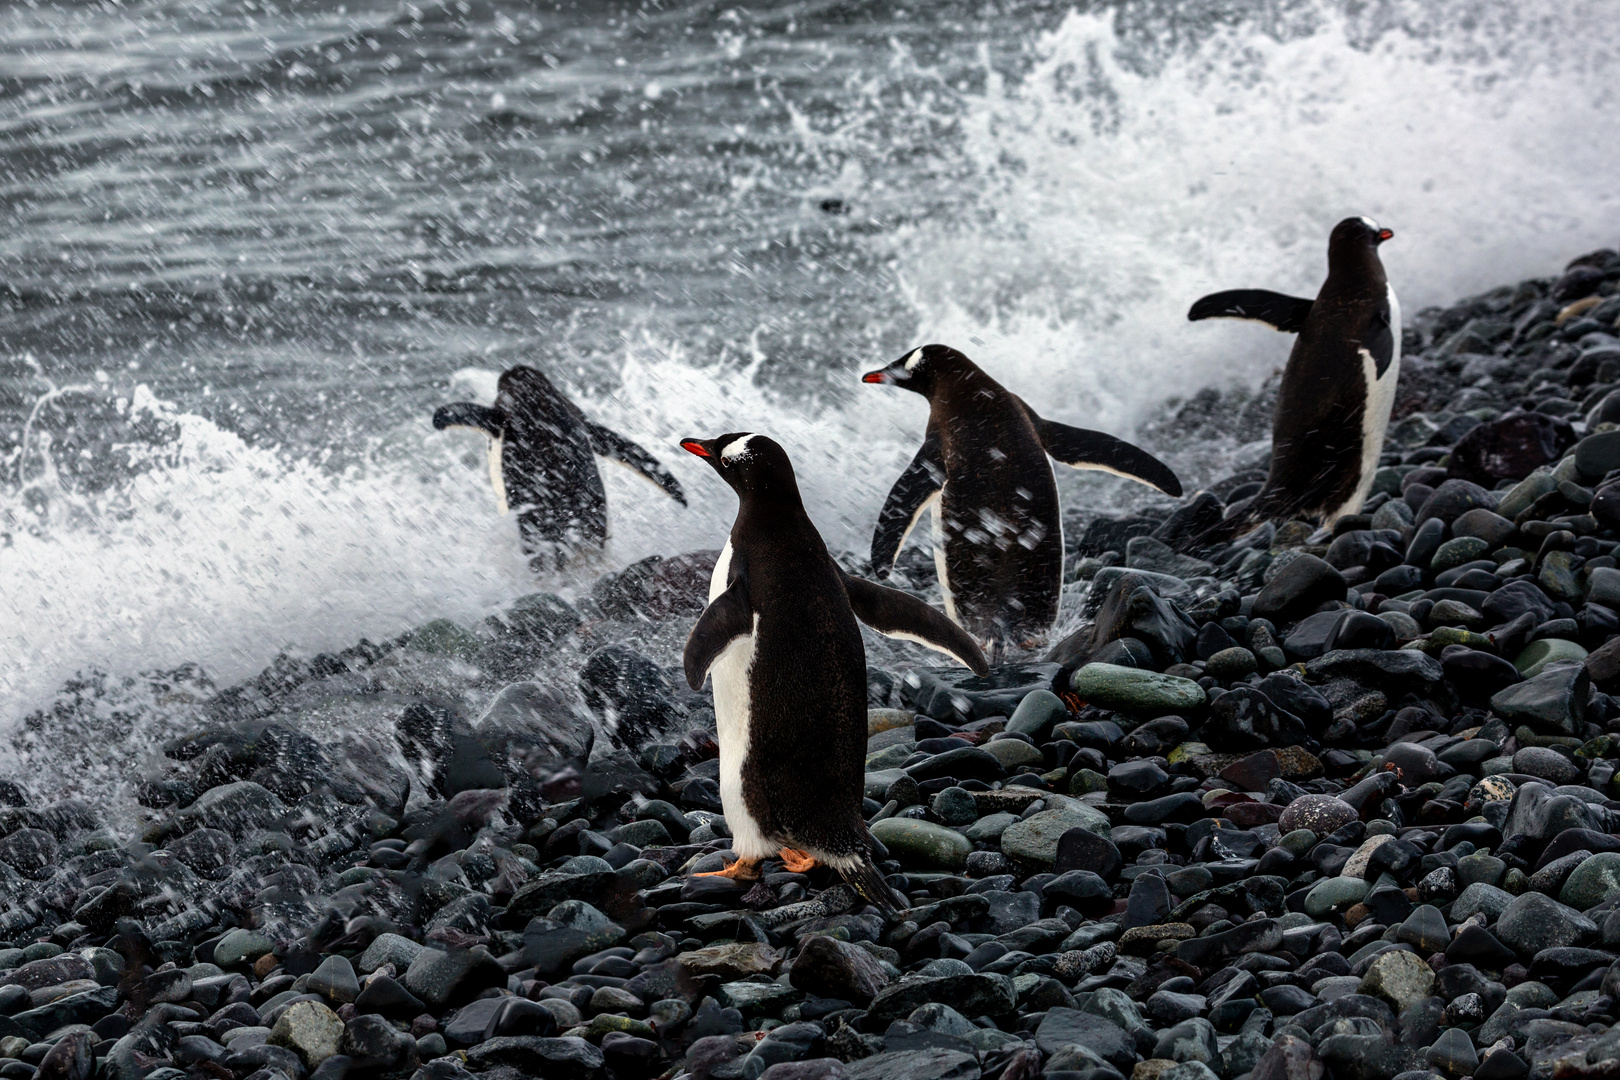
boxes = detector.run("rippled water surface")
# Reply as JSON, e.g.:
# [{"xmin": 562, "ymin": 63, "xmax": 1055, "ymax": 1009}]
[{"xmin": 3, "ymin": 0, "xmax": 1619, "ymax": 735}]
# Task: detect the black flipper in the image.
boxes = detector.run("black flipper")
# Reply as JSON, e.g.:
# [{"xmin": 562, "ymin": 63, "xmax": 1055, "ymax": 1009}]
[
  {"xmin": 432, "ymin": 403, "xmax": 506, "ymax": 436},
  {"xmin": 843, "ymin": 573, "xmax": 989, "ymax": 675},
  {"xmin": 1187, "ymin": 289, "xmax": 1315, "ymax": 333},
  {"xmin": 1026, "ymin": 409, "xmax": 1183, "ymax": 497},
  {"xmin": 1365, "ymin": 300, "xmax": 1395, "ymax": 378},
  {"xmin": 683, "ymin": 577, "xmax": 753, "ymax": 690},
  {"xmin": 585, "ymin": 421, "xmax": 688, "ymax": 506},
  {"xmin": 869, "ymin": 430, "xmax": 945, "ymax": 579}
]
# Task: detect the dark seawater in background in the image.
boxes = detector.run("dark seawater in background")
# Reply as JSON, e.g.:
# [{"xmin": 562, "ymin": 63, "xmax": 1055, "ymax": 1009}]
[{"xmin": 2, "ymin": 0, "xmax": 1617, "ymax": 730}]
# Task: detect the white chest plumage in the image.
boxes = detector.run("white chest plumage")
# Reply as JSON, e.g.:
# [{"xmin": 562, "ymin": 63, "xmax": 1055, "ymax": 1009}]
[
  {"xmin": 1327, "ymin": 284, "xmax": 1402, "ymax": 526},
  {"xmin": 705, "ymin": 539, "xmax": 770, "ymax": 858},
  {"xmin": 487, "ymin": 435, "xmax": 509, "ymax": 516}
]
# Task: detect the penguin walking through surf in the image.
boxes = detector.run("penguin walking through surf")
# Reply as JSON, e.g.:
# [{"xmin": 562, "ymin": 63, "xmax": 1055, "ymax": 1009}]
[
  {"xmin": 433, "ymin": 365, "xmax": 686, "ymax": 570},
  {"xmin": 862, "ymin": 346, "xmax": 1182, "ymax": 655},
  {"xmin": 680, "ymin": 432, "xmax": 987, "ymax": 909},
  {"xmin": 1187, "ymin": 216, "xmax": 1399, "ymax": 537}
]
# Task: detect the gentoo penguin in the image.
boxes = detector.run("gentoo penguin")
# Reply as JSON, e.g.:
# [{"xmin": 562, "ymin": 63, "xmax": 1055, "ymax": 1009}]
[
  {"xmin": 433, "ymin": 365, "xmax": 685, "ymax": 570},
  {"xmin": 680, "ymin": 432, "xmax": 987, "ymax": 907},
  {"xmin": 1188, "ymin": 216, "xmax": 1399, "ymax": 534},
  {"xmin": 862, "ymin": 347, "xmax": 1182, "ymax": 654}
]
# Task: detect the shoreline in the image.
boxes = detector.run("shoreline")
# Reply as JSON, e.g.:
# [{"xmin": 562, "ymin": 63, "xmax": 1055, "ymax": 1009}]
[{"xmin": 0, "ymin": 246, "xmax": 1619, "ymax": 1080}]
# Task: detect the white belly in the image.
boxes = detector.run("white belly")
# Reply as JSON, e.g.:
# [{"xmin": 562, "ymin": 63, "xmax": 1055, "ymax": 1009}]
[
  {"xmin": 487, "ymin": 436, "xmax": 509, "ymax": 516},
  {"xmin": 1326, "ymin": 285, "xmax": 1402, "ymax": 526},
  {"xmin": 710, "ymin": 615, "xmax": 770, "ymax": 860},
  {"xmin": 709, "ymin": 538, "xmax": 733, "ymax": 601}
]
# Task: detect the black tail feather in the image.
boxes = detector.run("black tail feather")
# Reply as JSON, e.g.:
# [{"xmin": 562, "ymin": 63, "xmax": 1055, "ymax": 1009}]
[{"xmin": 839, "ymin": 855, "xmax": 902, "ymax": 914}]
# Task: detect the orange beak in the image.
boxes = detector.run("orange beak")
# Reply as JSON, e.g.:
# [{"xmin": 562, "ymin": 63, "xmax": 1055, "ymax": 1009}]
[
  {"xmin": 680, "ymin": 439, "xmax": 711, "ymax": 458},
  {"xmin": 862, "ymin": 370, "xmax": 889, "ymax": 384}
]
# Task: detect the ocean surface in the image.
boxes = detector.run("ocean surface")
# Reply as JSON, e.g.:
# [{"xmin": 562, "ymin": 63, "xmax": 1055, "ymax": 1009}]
[{"xmin": 3, "ymin": 0, "xmax": 1618, "ymax": 744}]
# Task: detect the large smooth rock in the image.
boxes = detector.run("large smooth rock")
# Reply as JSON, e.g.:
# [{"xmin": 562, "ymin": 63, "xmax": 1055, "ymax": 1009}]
[
  {"xmin": 1416, "ymin": 480, "xmax": 1496, "ymax": 526},
  {"xmin": 1493, "ymin": 891, "xmax": 1598, "ymax": 959},
  {"xmin": 463, "ymin": 1036, "xmax": 604, "ymax": 1079},
  {"xmin": 1502, "ymin": 781, "xmax": 1602, "ymax": 843},
  {"xmin": 866, "ymin": 973, "xmax": 1015, "ymax": 1023},
  {"xmin": 1035, "ymin": 1008, "xmax": 1137, "ymax": 1071},
  {"xmin": 1448, "ymin": 415, "xmax": 1572, "ymax": 486},
  {"xmin": 1253, "ymin": 556, "xmax": 1347, "ymax": 620},
  {"xmin": 1000, "ymin": 803, "xmax": 1112, "ymax": 867},
  {"xmin": 1248, "ymin": 1034, "xmax": 1325, "ymax": 1080},
  {"xmin": 1489, "ymin": 662, "xmax": 1588, "ymax": 734},
  {"xmin": 170, "ymin": 782, "xmax": 287, "ymax": 839},
  {"xmin": 845, "ymin": 1048, "xmax": 977, "ymax": 1080},
  {"xmin": 1069, "ymin": 664, "xmax": 1205, "ymax": 713},
  {"xmin": 869, "ymin": 818, "xmax": 972, "ymax": 872},
  {"xmin": 306, "ymin": 955, "xmax": 359, "ymax": 1005},
  {"xmin": 403, "ymin": 947, "xmax": 505, "ymax": 1008},
  {"xmin": 1278, "ymin": 795, "xmax": 1357, "ymax": 835},
  {"xmin": 788, "ymin": 937, "xmax": 889, "ymax": 1005},
  {"xmin": 341, "ymin": 1014, "xmax": 417, "ymax": 1071},
  {"xmin": 1560, "ymin": 851, "xmax": 1620, "ymax": 908},
  {"xmin": 357, "ymin": 933, "xmax": 424, "ymax": 975}
]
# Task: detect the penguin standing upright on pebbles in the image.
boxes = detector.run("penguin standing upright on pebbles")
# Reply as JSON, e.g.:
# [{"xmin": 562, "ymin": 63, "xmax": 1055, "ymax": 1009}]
[
  {"xmin": 1188, "ymin": 216, "xmax": 1400, "ymax": 536},
  {"xmin": 863, "ymin": 346, "xmax": 1182, "ymax": 655},
  {"xmin": 679, "ymin": 432, "xmax": 987, "ymax": 909}
]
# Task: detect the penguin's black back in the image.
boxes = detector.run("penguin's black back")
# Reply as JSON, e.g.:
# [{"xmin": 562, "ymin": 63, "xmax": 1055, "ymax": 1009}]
[
  {"xmin": 727, "ymin": 494, "xmax": 871, "ymax": 858},
  {"xmin": 929, "ymin": 364, "xmax": 1062, "ymax": 648},
  {"xmin": 496, "ymin": 367, "xmax": 608, "ymax": 550},
  {"xmin": 1265, "ymin": 225, "xmax": 1393, "ymax": 520}
]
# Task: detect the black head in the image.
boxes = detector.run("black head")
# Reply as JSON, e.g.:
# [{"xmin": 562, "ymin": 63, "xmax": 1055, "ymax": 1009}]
[
  {"xmin": 496, "ymin": 365, "xmax": 574, "ymax": 428},
  {"xmin": 861, "ymin": 343, "xmax": 978, "ymax": 398},
  {"xmin": 680, "ymin": 432, "xmax": 801, "ymax": 502},
  {"xmin": 1329, "ymin": 216, "xmax": 1394, "ymax": 258}
]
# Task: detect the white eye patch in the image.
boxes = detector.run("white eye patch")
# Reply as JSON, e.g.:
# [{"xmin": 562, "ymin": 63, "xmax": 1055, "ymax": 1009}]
[
  {"xmin": 903, "ymin": 348, "xmax": 924, "ymax": 371},
  {"xmin": 721, "ymin": 434, "xmax": 757, "ymax": 461},
  {"xmin": 1359, "ymin": 215, "xmax": 1381, "ymax": 231}
]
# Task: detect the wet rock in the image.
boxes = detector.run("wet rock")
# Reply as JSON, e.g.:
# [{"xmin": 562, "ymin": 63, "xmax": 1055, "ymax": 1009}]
[
  {"xmin": 1070, "ymin": 664, "xmax": 1206, "ymax": 712},
  {"xmin": 1000, "ymin": 803, "xmax": 1111, "ymax": 867},
  {"xmin": 1489, "ymin": 662, "xmax": 1588, "ymax": 734},
  {"xmin": 788, "ymin": 937, "xmax": 889, "ymax": 1005},
  {"xmin": 268, "ymin": 1000, "xmax": 345, "ymax": 1068},
  {"xmin": 463, "ymin": 1036, "xmax": 604, "ymax": 1079},
  {"xmin": 1253, "ymin": 556, "xmax": 1348, "ymax": 621},
  {"xmin": 1560, "ymin": 852, "xmax": 1620, "ymax": 908},
  {"xmin": 1036, "ymin": 1007, "xmax": 1138, "ymax": 1071},
  {"xmin": 866, "ymin": 973, "xmax": 1015, "ymax": 1023},
  {"xmin": 341, "ymin": 1014, "xmax": 416, "ymax": 1071},
  {"xmin": 1494, "ymin": 892, "xmax": 1598, "ymax": 958},
  {"xmin": 1279, "ymin": 795, "xmax": 1358, "ymax": 835},
  {"xmin": 869, "ymin": 818, "xmax": 972, "ymax": 872},
  {"xmin": 1359, "ymin": 950, "xmax": 1434, "ymax": 1012},
  {"xmin": 403, "ymin": 948, "xmax": 505, "ymax": 1008}
]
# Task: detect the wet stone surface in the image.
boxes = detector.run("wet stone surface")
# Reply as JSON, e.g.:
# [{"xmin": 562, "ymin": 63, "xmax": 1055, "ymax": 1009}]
[{"xmin": 3, "ymin": 252, "xmax": 1620, "ymax": 1080}]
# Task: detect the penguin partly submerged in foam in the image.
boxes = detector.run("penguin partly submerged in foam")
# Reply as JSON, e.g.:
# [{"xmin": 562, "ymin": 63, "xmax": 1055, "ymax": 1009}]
[
  {"xmin": 1188, "ymin": 216, "xmax": 1399, "ymax": 536},
  {"xmin": 680, "ymin": 431, "xmax": 987, "ymax": 908},
  {"xmin": 433, "ymin": 365, "xmax": 685, "ymax": 570},
  {"xmin": 863, "ymin": 346, "xmax": 1182, "ymax": 654}
]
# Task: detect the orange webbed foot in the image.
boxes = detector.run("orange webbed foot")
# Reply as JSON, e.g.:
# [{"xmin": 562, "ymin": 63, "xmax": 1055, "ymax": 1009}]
[
  {"xmin": 778, "ymin": 848, "xmax": 820, "ymax": 873},
  {"xmin": 693, "ymin": 858, "xmax": 762, "ymax": 881}
]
